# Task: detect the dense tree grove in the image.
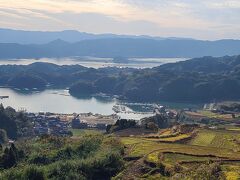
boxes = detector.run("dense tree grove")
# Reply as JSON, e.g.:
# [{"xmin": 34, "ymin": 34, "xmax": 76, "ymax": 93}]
[
  {"xmin": 141, "ymin": 114, "xmax": 171, "ymax": 129},
  {"xmin": 106, "ymin": 119, "xmax": 137, "ymax": 133},
  {"xmin": 0, "ymin": 104, "xmax": 33, "ymax": 140}
]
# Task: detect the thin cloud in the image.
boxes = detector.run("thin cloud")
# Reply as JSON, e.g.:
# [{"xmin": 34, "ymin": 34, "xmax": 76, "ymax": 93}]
[{"xmin": 0, "ymin": 0, "xmax": 239, "ymax": 39}]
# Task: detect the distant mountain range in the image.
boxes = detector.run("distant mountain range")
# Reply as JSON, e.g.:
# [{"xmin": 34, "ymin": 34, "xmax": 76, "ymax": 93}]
[
  {"xmin": 0, "ymin": 28, "xmax": 188, "ymax": 44},
  {"xmin": 0, "ymin": 28, "xmax": 240, "ymax": 59}
]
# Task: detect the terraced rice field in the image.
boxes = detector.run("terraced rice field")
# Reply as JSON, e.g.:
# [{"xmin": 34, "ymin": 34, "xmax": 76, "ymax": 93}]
[
  {"xmin": 198, "ymin": 110, "xmax": 240, "ymax": 121},
  {"xmin": 120, "ymin": 128, "xmax": 240, "ymax": 179},
  {"xmin": 189, "ymin": 130, "xmax": 216, "ymax": 146},
  {"xmin": 189, "ymin": 129, "xmax": 240, "ymax": 151},
  {"xmin": 147, "ymin": 151, "xmax": 218, "ymax": 165},
  {"xmin": 158, "ymin": 134, "xmax": 192, "ymax": 142},
  {"xmin": 121, "ymin": 136, "xmax": 240, "ymax": 159},
  {"xmin": 143, "ymin": 134, "xmax": 192, "ymax": 143}
]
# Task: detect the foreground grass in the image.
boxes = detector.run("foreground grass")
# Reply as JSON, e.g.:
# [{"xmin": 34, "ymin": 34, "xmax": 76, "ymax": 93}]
[{"xmin": 0, "ymin": 133, "xmax": 124, "ymax": 179}]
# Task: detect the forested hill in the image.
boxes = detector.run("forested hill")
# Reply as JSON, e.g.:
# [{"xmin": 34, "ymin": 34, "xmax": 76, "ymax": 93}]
[
  {"xmin": 0, "ymin": 38, "xmax": 240, "ymax": 59},
  {"xmin": 155, "ymin": 55, "xmax": 240, "ymax": 73},
  {"xmin": 0, "ymin": 55, "xmax": 240, "ymax": 103}
]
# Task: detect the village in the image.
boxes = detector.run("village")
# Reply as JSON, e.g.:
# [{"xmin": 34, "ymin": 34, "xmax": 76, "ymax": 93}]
[
  {"xmin": 27, "ymin": 104, "xmax": 174, "ymax": 136},
  {"xmin": 25, "ymin": 101, "xmax": 240, "ymax": 137},
  {"xmin": 29, "ymin": 112, "xmax": 119, "ymax": 136}
]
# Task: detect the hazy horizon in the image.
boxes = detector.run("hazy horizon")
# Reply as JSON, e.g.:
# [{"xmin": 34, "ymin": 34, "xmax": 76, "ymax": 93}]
[
  {"xmin": 1, "ymin": 27, "xmax": 240, "ymax": 41},
  {"xmin": 0, "ymin": 0, "xmax": 239, "ymax": 40}
]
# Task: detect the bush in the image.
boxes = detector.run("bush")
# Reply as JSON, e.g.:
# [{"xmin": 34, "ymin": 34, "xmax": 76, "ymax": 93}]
[
  {"xmin": 1, "ymin": 146, "xmax": 17, "ymax": 169},
  {"xmin": 146, "ymin": 122, "xmax": 158, "ymax": 132},
  {"xmin": 48, "ymin": 161, "xmax": 86, "ymax": 180},
  {"xmin": 0, "ymin": 168, "xmax": 23, "ymax": 179},
  {"xmin": 190, "ymin": 163, "xmax": 223, "ymax": 180},
  {"xmin": 29, "ymin": 154, "xmax": 51, "ymax": 165},
  {"xmin": 173, "ymin": 163, "xmax": 183, "ymax": 173},
  {"xmin": 156, "ymin": 161, "xmax": 165, "ymax": 175},
  {"xmin": 48, "ymin": 151, "xmax": 124, "ymax": 180},
  {"xmin": 23, "ymin": 166, "xmax": 46, "ymax": 180}
]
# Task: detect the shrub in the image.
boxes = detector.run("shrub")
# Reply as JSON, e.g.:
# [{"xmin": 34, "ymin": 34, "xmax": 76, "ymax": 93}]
[
  {"xmin": 156, "ymin": 161, "xmax": 165, "ymax": 175},
  {"xmin": 0, "ymin": 167, "xmax": 23, "ymax": 179},
  {"xmin": 29, "ymin": 154, "xmax": 51, "ymax": 165},
  {"xmin": 173, "ymin": 163, "xmax": 183, "ymax": 173},
  {"xmin": 48, "ymin": 161, "xmax": 86, "ymax": 180},
  {"xmin": 23, "ymin": 166, "xmax": 46, "ymax": 180}
]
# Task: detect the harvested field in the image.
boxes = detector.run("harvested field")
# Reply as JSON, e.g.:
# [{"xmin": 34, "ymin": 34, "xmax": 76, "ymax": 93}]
[
  {"xmin": 147, "ymin": 152, "xmax": 218, "ymax": 165},
  {"xmin": 189, "ymin": 129, "xmax": 240, "ymax": 151},
  {"xmin": 119, "ymin": 127, "xmax": 240, "ymax": 179},
  {"xmin": 121, "ymin": 137, "xmax": 240, "ymax": 159}
]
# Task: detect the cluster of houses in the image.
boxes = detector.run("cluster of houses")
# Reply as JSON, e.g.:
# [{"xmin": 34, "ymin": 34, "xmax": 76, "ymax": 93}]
[
  {"xmin": 26, "ymin": 112, "xmax": 116, "ymax": 136},
  {"xmin": 153, "ymin": 105, "xmax": 176, "ymax": 118},
  {"xmin": 28, "ymin": 113, "xmax": 71, "ymax": 136}
]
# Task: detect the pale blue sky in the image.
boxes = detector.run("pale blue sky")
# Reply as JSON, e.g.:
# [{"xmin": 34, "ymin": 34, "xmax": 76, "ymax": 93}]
[{"xmin": 0, "ymin": 0, "xmax": 239, "ymax": 40}]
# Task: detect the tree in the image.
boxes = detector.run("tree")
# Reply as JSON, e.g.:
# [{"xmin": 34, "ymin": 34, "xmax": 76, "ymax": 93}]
[
  {"xmin": 146, "ymin": 122, "xmax": 158, "ymax": 132},
  {"xmin": 106, "ymin": 119, "xmax": 137, "ymax": 133},
  {"xmin": 0, "ymin": 129, "xmax": 8, "ymax": 144},
  {"xmin": 0, "ymin": 103, "xmax": 4, "ymax": 112},
  {"xmin": 0, "ymin": 105, "xmax": 33, "ymax": 139},
  {"xmin": 1, "ymin": 147, "xmax": 17, "ymax": 168}
]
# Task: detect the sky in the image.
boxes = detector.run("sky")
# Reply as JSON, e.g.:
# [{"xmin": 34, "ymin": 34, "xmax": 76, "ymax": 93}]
[{"xmin": 0, "ymin": 0, "xmax": 239, "ymax": 40}]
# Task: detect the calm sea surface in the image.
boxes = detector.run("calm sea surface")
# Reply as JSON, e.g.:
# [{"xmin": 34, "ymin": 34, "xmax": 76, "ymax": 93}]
[
  {"xmin": 0, "ymin": 58, "xmax": 197, "ymax": 119},
  {"xmin": 0, "ymin": 88, "xmax": 156, "ymax": 119},
  {"xmin": 0, "ymin": 88, "xmax": 116, "ymax": 114},
  {"xmin": 0, "ymin": 88, "xmax": 202, "ymax": 119},
  {"xmin": 0, "ymin": 57, "xmax": 188, "ymax": 69}
]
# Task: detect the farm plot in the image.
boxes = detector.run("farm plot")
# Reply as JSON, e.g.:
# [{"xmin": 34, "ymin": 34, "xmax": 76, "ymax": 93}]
[{"xmin": 189, "ymin": 129, "xmax": 240, "ymax": 151}]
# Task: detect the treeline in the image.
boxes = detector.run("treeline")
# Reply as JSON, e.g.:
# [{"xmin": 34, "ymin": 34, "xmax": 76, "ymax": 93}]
[
  {"xmin": 0, "ymin": 104, "xmax": 33, "ymax": 140},
  {"xmin": 106, "ymin": 119, "xmax": 137, "ymax": 133},
  {"xmin": 1, "ymin": 55, "xmax": 240, "ymax": 102},
  {"xmin": 106, "ymin": 115, "xmax": 173, "ymax": 134}
]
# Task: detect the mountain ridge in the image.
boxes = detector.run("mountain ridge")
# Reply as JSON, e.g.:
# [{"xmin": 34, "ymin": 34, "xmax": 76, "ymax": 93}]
[
  {"xmin": 0, "ymin": 28, "xmax": 192, "ymax": 44},
  {"xmin": 0, "ymin": 38, "xmax": 240, "ymax": 59}
]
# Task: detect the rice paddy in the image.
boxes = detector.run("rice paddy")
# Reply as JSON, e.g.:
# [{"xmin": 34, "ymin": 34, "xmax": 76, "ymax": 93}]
[{"xmin": 119, "ymin": 126, "xmax": 240, "ymax": 179}]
